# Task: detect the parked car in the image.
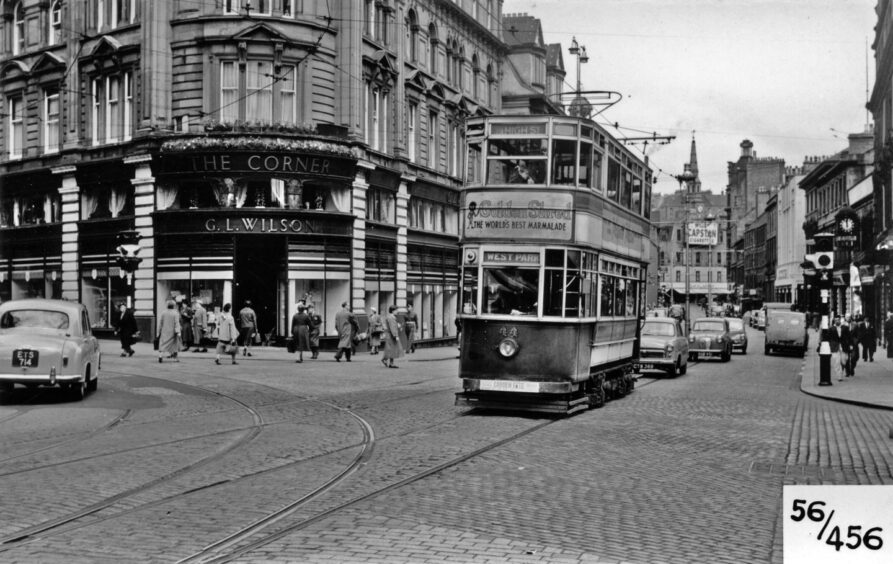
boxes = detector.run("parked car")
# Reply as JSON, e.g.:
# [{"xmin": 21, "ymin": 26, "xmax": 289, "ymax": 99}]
[
  {"xmin": 635, "ymin": 318, "xmax": 689, "ymax": 377},
  {"xmin": 764, "ymin": 310, "xmax": 809, "ymax": 357},
  {"xmin": 726, "ymin": 317, "xmax": 748, "ymax": 354},
  {"xmin": 750, "ymin": 309, "xmax": 766, "ymax": 330},
  {"xmin": 688, "ymin": 317, "xmax": 732, "ymax": 362},
  {"xmin": 0, "ymin": 299, "xmax": 100, "ymax": 401}
]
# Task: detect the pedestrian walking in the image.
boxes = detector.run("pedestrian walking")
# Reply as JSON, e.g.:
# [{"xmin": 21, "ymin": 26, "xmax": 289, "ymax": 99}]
[
  {"xmin": 822, "ymin": 316, "xmax": 852, "ymax": 380},
  {"xmin": 381, "ymin": 304, "xmax": 403, "ymax": 368},
  {"xmin": 885, "ymin": 310, "xmax": 893, "ymax": 359},
  {"xmin": 157, "ymin": 300, "xmax": 181, "ymax": 363},
  {"xmin": 291, "ymin": 304, "xmax": 312, "ymax": 363},
  {"xmin": 191, "ymin": 298, "xmax": 209, "ymax": 352},
  {"xmin": 847, "ymin": 315, "xmax": 861, "ymax": 375},
  {"xmin": 308, "ymin": 305, "xmax": 322, "ymax": 359},
  {"xmin": 114, "ymin": 302, "xmax": 138, "ymax": 357},
  {"xmin": 404, "ymin": 303, "xmax": 418, "ymax": 353},
  {"xmin": 215, "ymin": 303, "xmax": 239, "ymax": 365},
  {"xmin": 861, "ymin": 318, "xmax": 877, "ymax": 362},
  {"xmin": 238, "ymin": 300, "xmax": 258, "ymax": 357},
  {"xmin": 333, "ymin": 301, "xmax": 356, "ymax": 362},
  {"xmin": 368, "ymin": 307, "xmax": 383, "ymax": 354},
  {"xmin": 179, "ymin": 299, "xmax": 194, "ymax": 351}
]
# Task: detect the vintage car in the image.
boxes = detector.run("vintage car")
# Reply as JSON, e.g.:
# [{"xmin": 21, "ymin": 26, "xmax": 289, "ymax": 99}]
[
  {"xmin": 688, "ymin": 317, "xmax": 732, "ymax": 362},
  {"xmin": 0, "ymin": 299, "xmax": 100, "ymax": 401},
  {"xmin": 635, "ymin": 317, "xmax": 689, "ymax": 377},
  {"xmin": 764, "ymin": 310, "xmax": 809, "ymax": 356},
  {"xmin": 726, "ymin": 316, "xmax": 748, "ymax": 354}
]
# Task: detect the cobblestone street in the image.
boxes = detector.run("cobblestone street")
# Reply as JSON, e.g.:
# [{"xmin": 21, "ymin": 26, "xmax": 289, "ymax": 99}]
[{"xmin": 1, "ymin": 327, "xmax": 891, "ymax": 563}]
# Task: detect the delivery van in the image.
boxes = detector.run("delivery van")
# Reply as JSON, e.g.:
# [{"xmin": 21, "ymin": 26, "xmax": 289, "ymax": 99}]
[{"xmin": 764, "ymin": 309, "xmax": 809, "ymax": 357}]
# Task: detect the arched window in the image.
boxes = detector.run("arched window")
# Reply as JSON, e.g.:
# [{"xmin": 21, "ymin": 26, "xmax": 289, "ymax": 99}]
[
  {"xmin": 444, "ymin": 39, "xmax": 452, "ymax": 84},
  {"xmin": 428, "ymin": 23, "xmax": 438, "ymax": 75},
  {"xmin": 486, "ymin": 63, "xmax": 495, "ymax": 107},
  {"xmin": 472, "ymin": 53, "xmax": 480, "ymax": 99},
  {"xmin": 48, "ymin": 0, "xmax": 63, "ymax": 46},
  {"xmin": 457, "ymin": 45, "xmax": 465, "ymax": 91},
  {"xmin": 405, "ymin": 9, "xmax": 418, "ymax": 63},
  {"xmin": 13, "ymin": 0, "xmax": 25, "ymax": 55}
]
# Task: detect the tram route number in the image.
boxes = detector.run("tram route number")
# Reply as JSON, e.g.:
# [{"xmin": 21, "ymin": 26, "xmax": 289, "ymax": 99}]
[{"xmin": 784, "ymin": 486, "xmax": 891, "ymax": 563}]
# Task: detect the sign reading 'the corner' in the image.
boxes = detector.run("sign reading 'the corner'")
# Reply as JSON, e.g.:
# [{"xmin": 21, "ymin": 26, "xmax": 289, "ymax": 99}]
[
  {"xmin": 160, "ymin": 151, "xmax": 356, "ymax": 179},
  {"xmin": 463, "ymin": 191, "xmax": 573, "ymax": 241}
]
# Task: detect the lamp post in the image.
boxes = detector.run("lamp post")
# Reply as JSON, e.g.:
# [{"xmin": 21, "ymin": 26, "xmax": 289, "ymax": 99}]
[
  {"xmin": 675, "ymin": 171, "xmax": 697, "ymax": 331},
  {"xmin": 567, "ymin": 36, "xmax": 591, "ymax": 118}
]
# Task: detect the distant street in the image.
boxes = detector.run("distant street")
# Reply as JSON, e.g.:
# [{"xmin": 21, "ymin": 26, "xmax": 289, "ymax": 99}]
[{"xmin": 1, "ymin": 327, "xmax": 891, "ymax": 563}]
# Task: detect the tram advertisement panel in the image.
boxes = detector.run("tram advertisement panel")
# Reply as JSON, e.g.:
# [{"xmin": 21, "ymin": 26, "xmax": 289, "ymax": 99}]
[{"xmin": 463, "ymin": 191, "xmax": 573, "ymax": 241}]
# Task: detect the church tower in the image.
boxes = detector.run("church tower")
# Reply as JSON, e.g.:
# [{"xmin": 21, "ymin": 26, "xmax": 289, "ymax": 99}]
[{"xmin": 684, "ymin": 133, "xmax": 702, "ymax": 194}]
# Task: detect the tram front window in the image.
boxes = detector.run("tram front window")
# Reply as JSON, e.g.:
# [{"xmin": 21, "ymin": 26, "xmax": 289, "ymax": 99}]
[{"xmin": 483, "ymin": 267, "xmax": 538, "ymax": 315}]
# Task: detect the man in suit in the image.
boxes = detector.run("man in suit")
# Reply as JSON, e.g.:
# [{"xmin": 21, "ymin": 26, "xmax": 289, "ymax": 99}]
[
  {"xmin": 334, "ymin": 301, "xmax": 356, "ymax": 362},
  {"xmin": 821, "ymin": 316, "xmax": 852, "ymax": 381},
  {"xmin": 191, "ymin": 298, "xmax": 209, "ymax": 353}
]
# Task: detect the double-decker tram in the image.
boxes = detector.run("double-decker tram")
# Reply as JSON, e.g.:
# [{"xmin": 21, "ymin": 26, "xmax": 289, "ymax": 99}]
[{"xmin": 456, "ymin": 115, "xmax": 654, "ymax": 414}]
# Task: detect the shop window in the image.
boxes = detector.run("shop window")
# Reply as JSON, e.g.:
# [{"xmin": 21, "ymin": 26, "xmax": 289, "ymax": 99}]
[
  {"xmin": 82, "ymin": 270, "xmax": 129, "ymax": 329},
  {"xmin": 0, "ymin": 192, "xmax": 60, "ymax": 226},
  {"xmin": 82, "ymin": 186, "xmax": 133, "ymax": 219},
  {"xmin": 7, "ymin": 95, "xmax": 23, "ymax": 159}
]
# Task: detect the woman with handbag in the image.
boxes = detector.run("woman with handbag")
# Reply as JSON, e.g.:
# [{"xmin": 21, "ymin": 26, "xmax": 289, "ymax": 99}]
[
  {"xmin": 290, "ymin": 305, "xmax": 312, "ymax": 363},
  {"xmin": 381, "ymin": 305, "xmax": 403, "ymax": 368},
  {"xmin": 215, "ymin": 303, "xmax": 239, "ymax": 365},
  {"xmin": 156, "ymin": 300, "xmax": 181, "ymax": 363},
  {"xmin": 368, "ymin": 307, "xmax": 383, "ymax": 355}
]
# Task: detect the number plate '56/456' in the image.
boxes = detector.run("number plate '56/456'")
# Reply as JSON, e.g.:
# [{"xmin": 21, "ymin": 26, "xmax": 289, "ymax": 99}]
[{"xmin": 13, "ymin": 349, "xmax": 39, "ymax": 367}]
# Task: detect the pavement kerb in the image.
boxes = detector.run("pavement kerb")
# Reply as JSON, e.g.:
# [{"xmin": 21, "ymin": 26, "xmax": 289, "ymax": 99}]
[{"xmin": 798, "ymin": 329, "xmax": 893, "ymax": 411}]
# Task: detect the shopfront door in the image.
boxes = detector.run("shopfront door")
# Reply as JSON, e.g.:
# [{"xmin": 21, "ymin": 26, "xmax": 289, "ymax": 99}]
[{"xmin": 235, "ymin": 236, "xmax": 284, "ymax": 341}]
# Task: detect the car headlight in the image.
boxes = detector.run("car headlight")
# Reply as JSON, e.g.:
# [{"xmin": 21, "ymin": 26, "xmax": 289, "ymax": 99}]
[
  {"xmin": 664, "ymin": 344, "xmax": 675, "ymax": 358},
  {"xmin": 497, "ymin": 338, "xmax": 520, "ymax": 358}
]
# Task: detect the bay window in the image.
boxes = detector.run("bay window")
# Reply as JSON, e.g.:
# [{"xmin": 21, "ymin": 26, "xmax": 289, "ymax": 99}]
[{"xmin": 219, "ymin": 61, "xmax": 297, "ymax": 124}]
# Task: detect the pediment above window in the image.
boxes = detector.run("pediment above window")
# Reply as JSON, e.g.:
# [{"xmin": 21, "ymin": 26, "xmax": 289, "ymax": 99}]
[
  {"xmin": 0, "ymin": 60, "xmax": 30, "ymax": 84},
  {"xmin": 32, "ymin": 52, "xmax": 66, "ymax": 73},
  {"xmin": 365, "ymin": 49, "xmax": 398, "ymax": 89},
  {"xmin": 231, "ymin": 22, "xmax": 291, "ymax": 44}
]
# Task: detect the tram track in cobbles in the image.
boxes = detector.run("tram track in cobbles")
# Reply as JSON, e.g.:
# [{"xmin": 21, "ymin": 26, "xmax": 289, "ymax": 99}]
[
  {"xmin": 0, "ymin": 374, "xmax": 268, "ymax": 548},
  {"xmin": 0, "ymin": 364, "xmax": 664, "ymax": 561},
  {"xmin": 0, "ymin": 408, "xmax": 133, "ymax": 468}
]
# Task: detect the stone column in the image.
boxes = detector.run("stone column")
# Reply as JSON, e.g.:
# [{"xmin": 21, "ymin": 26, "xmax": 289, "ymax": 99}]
[
  {"xmin": 127, "ymin": 155, "xmax": 156, "ymax": 337},
  {"xmin": 52, "ymin": 166, "xmax": 79, "ymax": 301},
  {"xmin": 351, "ymin": 162, "xmax": 373, "ymax": 313},
  {"xmin": 396, "ymin": 176, "xmax": 412, "ymax": 308}
]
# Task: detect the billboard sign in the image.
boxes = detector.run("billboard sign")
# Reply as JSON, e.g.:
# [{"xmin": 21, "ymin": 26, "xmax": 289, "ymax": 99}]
[{"xmin": 687, "ymin": 222, "xmax": 719, "ymax": 246}]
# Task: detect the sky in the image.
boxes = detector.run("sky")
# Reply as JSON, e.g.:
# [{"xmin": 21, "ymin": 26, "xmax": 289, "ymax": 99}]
[{"xmin": 504, "ymin": 0, "xmax": 877, "ymax": 195}]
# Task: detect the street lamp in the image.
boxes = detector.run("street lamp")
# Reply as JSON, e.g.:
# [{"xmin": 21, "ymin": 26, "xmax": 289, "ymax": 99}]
[{"xmin": 674, "ymin": 171, "xmax": 697, "ymax": 331}]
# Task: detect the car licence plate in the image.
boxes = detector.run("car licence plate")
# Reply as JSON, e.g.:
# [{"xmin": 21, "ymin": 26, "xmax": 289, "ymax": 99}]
[
  {"xmin": 13, "ymin": 349, "xmax": 39, "ymax": 368},
  {"xmin": 635, "ymin": 363, "xmax": 655, "ymax": 371},
  {"xmin": 700, "ymin": 352, "xmax": 715, "ymax": 358},
  {"xmin": 479, "ymin": 380, "xmax": 540, "ymax": 393}
]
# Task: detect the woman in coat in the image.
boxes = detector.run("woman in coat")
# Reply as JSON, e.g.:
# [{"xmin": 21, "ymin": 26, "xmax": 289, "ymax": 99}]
[
  {"xmin": 307, "ymin": 306, "xmax": 322, "ymax": 359},
  {"xmin": 156, "ymin": 300, "xmax": 181, "ymax": 363},
  {"xmin": 215, "ymin": 303, "xmax": 239, "ymax": 365},
  {"xmin": 381, "ymin": 305, "xmax": 403, "ymax": 368},
  {"xmin": 367, "ymin": 307, "xmax": 383, "ymax": 354},
  {"xmin": 291, "ymin": 305, "xmax": 312, "ymax": 363}
]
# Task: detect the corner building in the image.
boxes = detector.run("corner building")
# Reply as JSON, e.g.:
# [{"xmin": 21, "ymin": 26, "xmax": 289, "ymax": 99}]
[{"xmin": 0, "ymin": 0, "xmax": 504, "ymax": 344}]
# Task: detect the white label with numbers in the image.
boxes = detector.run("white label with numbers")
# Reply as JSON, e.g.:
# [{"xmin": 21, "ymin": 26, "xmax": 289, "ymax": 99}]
[{"xmin": 784, "ymin": 485, "xmax": 892, "ymax": 563}]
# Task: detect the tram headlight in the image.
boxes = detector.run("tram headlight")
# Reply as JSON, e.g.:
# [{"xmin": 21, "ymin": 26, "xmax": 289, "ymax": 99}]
[{"xmin": 497, "ymin": 337, "xmax": 520, "ymax": 358}]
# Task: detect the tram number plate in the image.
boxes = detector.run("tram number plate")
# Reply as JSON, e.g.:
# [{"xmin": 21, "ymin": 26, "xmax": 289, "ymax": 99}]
[
  {"xmin": 479, "ymin": 380, "xmax": 540, "ymax": 393},
  {"xmin": 13, "ymin": 349, "xmax": 38, "ymax": 367},
  {"xmin": 635, "ymin": 363, "xmax": 654, "ymax": 371}
]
